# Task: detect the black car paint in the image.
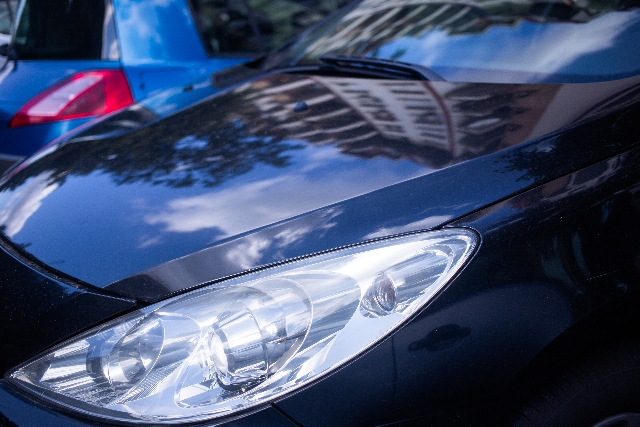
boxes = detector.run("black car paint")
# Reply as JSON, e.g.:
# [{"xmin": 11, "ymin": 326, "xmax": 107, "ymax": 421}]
[
  {"xmin": 1, "ymin": 74, "xmax": 640, "ymax": 426},
  {"xmin": 0, "ymin": 245, "xmax": 137, "ymax": 381},
  {"xmin": 275, "ymin": 147, "xmax": 640, "ymax": 427},
  {"xmin": 2, "ymin": 76, "xmax": 640, "ymax": 296},
  {"xmin": 109, "ymin": 81, "xmax": 640, "ymax": 302},
  {"xmin": 0, "ymin": 382, "xmax": 299, "ymax": 427}
]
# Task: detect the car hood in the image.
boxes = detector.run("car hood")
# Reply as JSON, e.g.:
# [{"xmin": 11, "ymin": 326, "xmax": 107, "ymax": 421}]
[{"xmin": 1, "ymin": 74, "xmax": 639, "ymax": 301}]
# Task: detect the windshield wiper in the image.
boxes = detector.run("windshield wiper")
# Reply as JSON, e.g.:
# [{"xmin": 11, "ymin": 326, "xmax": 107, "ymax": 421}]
[
  {"xmin": 318, "ymin": 55, "xmax": 445, "ymax": 81},
  {"xmin": 215, "ymin": 54, "xmax": 446, "ymax": 89},
  {"xmin": 271, "ymin": 55, "xmax": 444, "ymax": 81}
]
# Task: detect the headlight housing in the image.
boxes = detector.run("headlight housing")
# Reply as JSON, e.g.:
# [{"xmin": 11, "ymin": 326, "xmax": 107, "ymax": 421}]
[{"xmin": 10, "ymin": 229, "xmax": 477, "ymax": 424}]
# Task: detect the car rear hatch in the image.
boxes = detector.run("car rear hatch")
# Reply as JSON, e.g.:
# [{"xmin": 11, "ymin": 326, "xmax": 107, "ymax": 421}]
[{"xmin": 0, "ymin": 0, "xmax": 121, "ymax": 164}]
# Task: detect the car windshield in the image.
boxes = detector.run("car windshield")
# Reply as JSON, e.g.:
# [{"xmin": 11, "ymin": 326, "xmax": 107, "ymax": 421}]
[
  {"xmin": 264, "ymin": 0, "xmax": 640, "ymax": 83},
  {"xmin": 13, "ymin": 0, "xmax": 117, "ymax": 60}
]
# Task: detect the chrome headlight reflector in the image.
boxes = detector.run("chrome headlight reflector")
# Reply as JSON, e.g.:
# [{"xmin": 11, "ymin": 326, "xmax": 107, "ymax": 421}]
[{"xmin": 10, "ymin": 229, "xmax": 477, "ymax": 424}]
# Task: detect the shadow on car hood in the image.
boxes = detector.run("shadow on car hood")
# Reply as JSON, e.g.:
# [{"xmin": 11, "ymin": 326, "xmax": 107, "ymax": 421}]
[{"xmin": 1, "ymin": 74, "xmax": 640, "ymax": 300}]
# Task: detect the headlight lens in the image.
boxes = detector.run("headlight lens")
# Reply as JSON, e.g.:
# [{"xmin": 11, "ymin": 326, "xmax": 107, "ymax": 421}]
[{"xmin": 10, "ymin": 229, "xmax": 477, "ymax": 424}]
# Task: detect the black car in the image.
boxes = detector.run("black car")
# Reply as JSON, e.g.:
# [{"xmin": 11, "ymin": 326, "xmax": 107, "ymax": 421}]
[{"xmin": 1, "ymin": 0, "xmax": 640, "ymax": 426}]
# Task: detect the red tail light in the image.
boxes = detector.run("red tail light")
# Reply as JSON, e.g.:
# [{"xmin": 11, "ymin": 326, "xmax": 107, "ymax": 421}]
[{"xmin": 9, "ymin": 70, "xmax": 134, "ymax": 128}]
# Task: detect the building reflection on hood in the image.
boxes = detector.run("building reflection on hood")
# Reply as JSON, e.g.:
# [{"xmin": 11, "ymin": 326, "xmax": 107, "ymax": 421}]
[
  {"xmin": 1, "ymin": 71, "xmax": 639, "ymax": 290},
  {"xmin": 3, "ymin": 72, "xmax": 640, "ymax": 193}
]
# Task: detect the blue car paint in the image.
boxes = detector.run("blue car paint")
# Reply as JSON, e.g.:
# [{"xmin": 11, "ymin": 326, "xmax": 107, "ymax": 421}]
[
  {"xmin": 115, "ymin": 0, "xmax": 208, "ymax": 64},
  {"xmin": 0, "ymin": 0, "xmax": 252, "ymax": 163},
  {"xmin": 113, "ymin": 0, "xmax": 247, "ymax": 99},
  {"xmin": 0, "ymin": 117, "xmax": 93, "ymax": 158}
]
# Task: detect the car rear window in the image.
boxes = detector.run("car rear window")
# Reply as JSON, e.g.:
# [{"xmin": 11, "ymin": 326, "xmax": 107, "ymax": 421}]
[{"xmin": 13, "ymin": 0, "xmax": 118, "ymax": 60}]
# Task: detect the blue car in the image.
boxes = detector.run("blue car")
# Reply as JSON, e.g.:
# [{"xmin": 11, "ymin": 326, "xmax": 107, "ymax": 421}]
[{"xmin": 0, "ymin": 0, "xmax": 349, "ymax": 173}]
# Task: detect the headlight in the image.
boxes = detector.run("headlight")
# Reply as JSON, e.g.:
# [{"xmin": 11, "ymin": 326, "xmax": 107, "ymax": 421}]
[{"xmin": 9, "ymin": 229, "xmax": 477, "ymax": 424}]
